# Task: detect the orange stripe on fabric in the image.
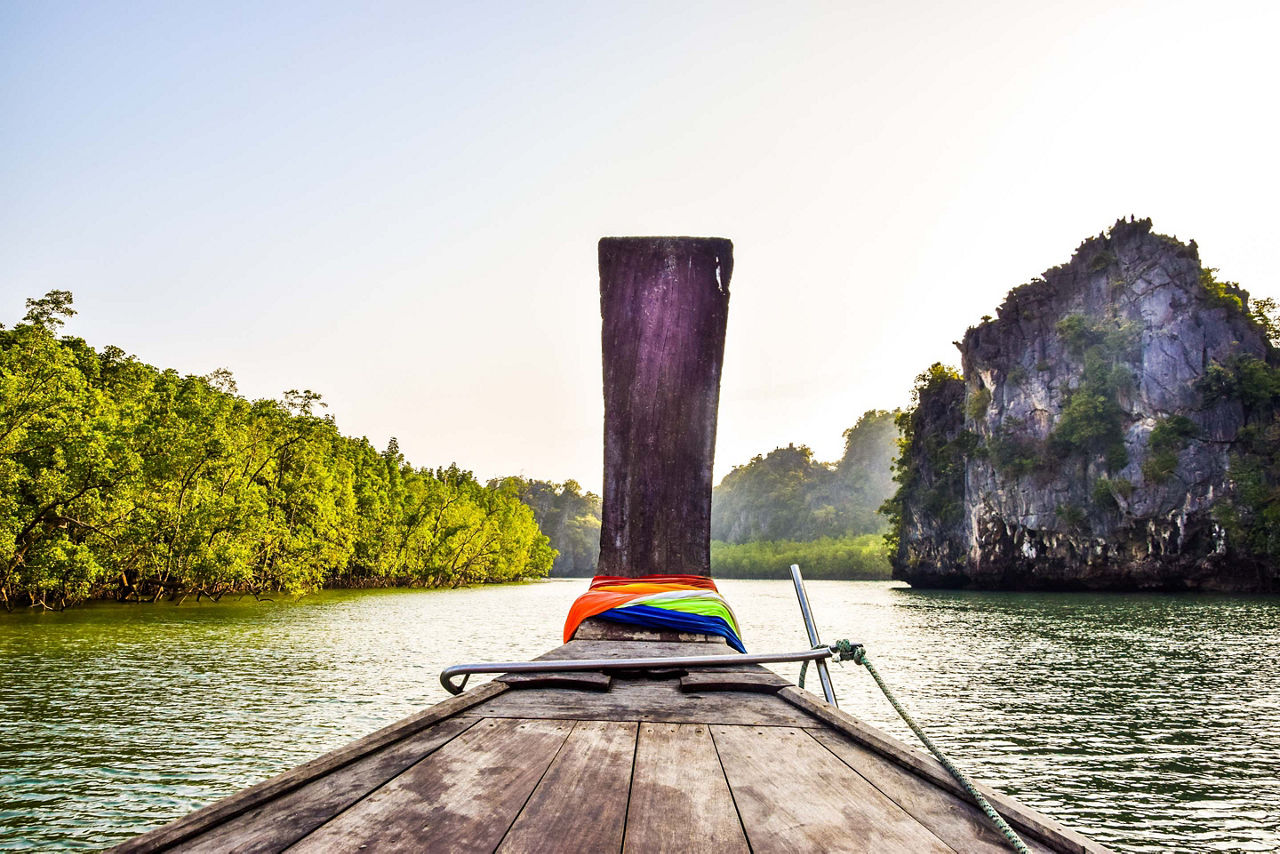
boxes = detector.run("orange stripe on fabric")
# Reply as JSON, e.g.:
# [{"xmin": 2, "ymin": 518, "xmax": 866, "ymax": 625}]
[
  {"xmin": 591, "ymin": 583, "xmax": 705, "ymax": 595},
  {"xmin": 565, "ymin": 575, "xmax": 723, "ymax": 642}
]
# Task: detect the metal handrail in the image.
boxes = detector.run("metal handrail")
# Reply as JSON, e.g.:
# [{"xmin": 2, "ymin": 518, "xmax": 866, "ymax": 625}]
[
  {"xmin": 439, "ymin": 646, "xmax": 839, "ymax": 695},
  {"xmin": 790, "ymin": 563, "xmax": 838, "ymax": 706}
]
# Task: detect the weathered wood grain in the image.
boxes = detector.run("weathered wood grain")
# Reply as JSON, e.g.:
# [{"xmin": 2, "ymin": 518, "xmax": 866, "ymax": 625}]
[
  {"xmin": 680, "ymin": 670, "xmax": 789, "ymax": 693},
  {"xmin": 498, "ymin": 671, "xmax": 613, "ymax": 691},
  {"xmin": 777, "ymin": 687, "xmax": 1112, "ymax": 854},
  {"xmin": 110, "ymin": 681, "xmax": 508, "ymax": 853},
  {"xmin": 172, "ymin": 717, "xmax": 479, "ymax": 854},
  {"xmin": 711, "ymin": 725, "xmax": 953, "ymax": 853},
  {"xmin": 623, "ymin": 722, "xmax": 749, "ymax": 854},
  {"xmin": 285, "ymin": 718, "xmax": 571, "ymax": 853},
  {"xmin": 811, "ymin": 728, "xmax": 1055, "ymax": 854},
  {"xmin": 597, "ymin": 236, "xmax": 732, "ymax": 578},
  {"xmin": 473, "ymin": 677, "xmax": 815, "ymax": 727},
  {"xmin": 535, "ymin": 638, "xmax": 730, "ymax": 662},
  {"xmin": 497, "ymin": 721, "xmax": 637, "ymax": 854}
]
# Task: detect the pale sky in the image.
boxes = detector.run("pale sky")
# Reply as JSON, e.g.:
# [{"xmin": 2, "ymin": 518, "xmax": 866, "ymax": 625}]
[{"xmin": 3, "ymin": 0, "xmax": 1277, "ymax": 493}]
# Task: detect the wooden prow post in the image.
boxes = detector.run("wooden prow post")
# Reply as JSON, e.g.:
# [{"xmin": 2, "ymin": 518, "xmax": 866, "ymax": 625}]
[{"xmin": 597, "ymin": 237, "xmax": 733, "ymax": 579}]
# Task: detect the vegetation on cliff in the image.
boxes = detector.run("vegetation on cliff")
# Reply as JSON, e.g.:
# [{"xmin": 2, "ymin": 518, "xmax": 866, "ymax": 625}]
[
  {"xmin": 1, "ymin": 292, "xmax": 552, "ymax": 610},
  {"xmin": 879, "ymin": 364, "xmax": 967, "ymax": 559},
  {"xmin": 884, "ymin": 218, "xmax": 1280, "ymax": 591},
  {"xmin": 1200, "ymin": 346, "xmax": 1280, "ymax": 568}
]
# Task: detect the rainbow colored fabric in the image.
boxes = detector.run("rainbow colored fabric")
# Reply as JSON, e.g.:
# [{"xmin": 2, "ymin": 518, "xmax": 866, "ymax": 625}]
[{"xmin": 563, "ymin": 575, "xmax": 745, "ymax": 653}]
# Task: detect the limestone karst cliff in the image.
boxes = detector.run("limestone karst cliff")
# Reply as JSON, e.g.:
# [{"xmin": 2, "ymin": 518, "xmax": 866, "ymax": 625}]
[{"xmin": 888, "ymin": 218, "xmax": 1278, "ymax": 591}]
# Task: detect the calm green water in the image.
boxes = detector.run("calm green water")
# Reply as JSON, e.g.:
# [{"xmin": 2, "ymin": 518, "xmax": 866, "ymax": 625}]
[{"xmin": 1, "ymin": 580, "xmax": 1277, "ymax": 852}]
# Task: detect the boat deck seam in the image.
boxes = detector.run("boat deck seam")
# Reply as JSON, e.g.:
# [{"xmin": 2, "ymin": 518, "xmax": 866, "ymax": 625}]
[
  {"xmin": 707, "ymin": 722, "xmax": 755, "ymax": 854},
  {"xmin": 278, "ymin": 716, "xmax": 487, "ymax": 854},
  {"xmin": 492, "ymin": 719, "xmax": 577, "ymax": 851},
  {"xmin": 618, "ymin": 718, "xmax": 642, "ymax": 854},
  {"xmin": 799, "ymin": 726, "xmax": 962, "ymax": 854}
]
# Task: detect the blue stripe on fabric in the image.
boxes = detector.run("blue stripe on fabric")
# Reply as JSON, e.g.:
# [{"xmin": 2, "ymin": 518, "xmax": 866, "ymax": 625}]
[{"xmin": 594, "ymin": 605, "xmax": 747, "ymax": 653}]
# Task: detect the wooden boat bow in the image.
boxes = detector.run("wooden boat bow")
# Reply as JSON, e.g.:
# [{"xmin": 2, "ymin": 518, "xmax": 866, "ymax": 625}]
[{"xmin": 111, "ymin": 619, "xmax": 1110, "ymax": 853}]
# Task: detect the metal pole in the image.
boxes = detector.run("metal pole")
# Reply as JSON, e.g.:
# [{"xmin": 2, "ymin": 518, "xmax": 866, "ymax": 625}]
[{"xmin": 790, "ymin": 563, "xmax": 837, "ymax": 706}]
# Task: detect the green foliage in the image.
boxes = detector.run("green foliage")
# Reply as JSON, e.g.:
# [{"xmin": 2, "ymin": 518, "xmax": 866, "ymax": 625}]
[
  {"xmin": 1056, "ymin": 503, "xmax": 1087, "ymax": 531},
  {"xmin": 1198, "ymin": 355, "xmax": 1280, "ymax": 410},
  {"xmin": 880, "ymin": 365, "xmax": 968, "ymax": 555},
  {"xmin": 710, "ymin": 535, "xmax": 891, "ymax": 580},
  {"xmin": 1054, "ymin": 314, "xmax": 1095, "ymax": 352},
  {"xmin": 987, "ymin": 427, "xmax": 1044, "ymax": 476},
  {"xmin": 1248, "ymin": 296, "xmax": 1280, "ymax": 347},
  {"xmin": 1053, "ymin": 391, "xmax": 1125, "ymax": 468},
  {"xmin": 1091, "ymin": 476, "xmax": 1133, "ymax": 509},
  {"xmin": 1088, "ymin": 249, "xmax": 1117, "ymax": 272},
  {"xmin": 22, "ymin": 290, "xmax": 76, "ymax": 330},
  {"xmin": 1200, "ymin": 268, "xmax": 1245, "ymax": 312},
  {"xmin": 911, "ymin": 362, "xmax": 962, "ymax": 402},
  {"xmin": 1056, "ymin": 313, "xmax": 1140, "ymax": 361},
  {"xmin": 1197, "ymin": 355, "xmax": 1280, "ymax": 564},
  {"xmin": 502, "ymin": 478, "xmax": 600, "ymax": 577},
  {"xmin": 1215, "ymin": 419, "xmax": 1280, "ymax": 562},
  {"xmin": 1048, "ymin": 314, "xmax": 1136, "ymax": 470},
  {"xmin": 711, "ymin": 410, "xmax": 899, "ymax": 545},
  {"xmin": 1139, "ymin": 415, "xmax": 1198, "ymax": 484},
  {"xmin": 712, "ymin": 444, "xmax": 825, "ymax": 543},
  {"xmin": 966, "ymin": 387, "xmax": 992, "ymax": 421},
  {"xmin": 0, "ymin": 292, "xmax": 552, "ymax": 610},
  {"xmin": 1141, "ymin": 452, "xmax": 1178, "ymax": 484}
]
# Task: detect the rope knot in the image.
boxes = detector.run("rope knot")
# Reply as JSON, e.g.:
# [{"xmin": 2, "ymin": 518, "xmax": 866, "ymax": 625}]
[{"xmin": 831, "ymin": 638, "xmax": 865, "ymax": 665}]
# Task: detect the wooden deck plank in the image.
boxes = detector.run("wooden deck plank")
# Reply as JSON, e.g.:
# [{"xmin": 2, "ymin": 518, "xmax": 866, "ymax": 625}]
[
  {"xmin": 109, "ymin": 681, "xmax": 508, "ymax": 854},
  {"xmin": 532, "ymin": 636, "xmax": 786, "ymax": 678},
  {"xmin": 473, "ymin": 677, "xmax": 816, "ymax": 726},
  {"xmin": 497, "ymin": 721, "xmax": 637, "ymax": 854},
  {"xmin": 173, "ymin": 717, "xmax": 479, "ymax": 854},
  {"xmin": 810, "ymin": 728, "xmax": 1054, "ymax": 854},
  {"xmin": 498, "ymin": 672, "xmax": 613, "ymax": 691},
  {"xmin": 533, "ymin": 638, "xmax": 731, "ymax": 661},
  {"xmin": 680, "ymin": 670, "xmax": 789, "ymax": 693},
  {"xmin": 623, "ymin": 723, "xmax": 749, "ymax": 854},
  {"xmin": 284, "ymin": 718, "xmax": 572, "ymax": 853},
  {"xmin": 711, "ymin": 725, "xmax": 954, "ymax": 853},
  {"xmin": 777, "ymin": 687, "xmax": 1111, "ymax": 854}
]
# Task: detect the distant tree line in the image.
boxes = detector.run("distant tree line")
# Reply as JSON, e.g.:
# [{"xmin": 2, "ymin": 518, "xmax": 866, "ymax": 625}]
[
  {"xmin": 711, "ymin": 534, "xmax": 890, "ymax": 580},
  {"xmin": 1, "ymin": 292, "xmax": 552, "ymax": 610},
  {"xmin": 711, "ymin": 410, "xmax": 899, "ymax": 543},
  {"xmin": 706, "ymin": 410, "xmax": 900, "ymax": 579}
]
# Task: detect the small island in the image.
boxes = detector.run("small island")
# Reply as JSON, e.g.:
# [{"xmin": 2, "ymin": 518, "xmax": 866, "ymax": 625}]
[{"xmin": 884, "ymin": 218, "xmax": 1280, "ymax": 592}]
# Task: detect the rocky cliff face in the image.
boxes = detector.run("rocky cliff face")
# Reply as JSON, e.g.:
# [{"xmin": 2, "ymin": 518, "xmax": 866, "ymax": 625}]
[{"xmin": 893, "ymin": 218, "xmax": 1276, "ymax": 591}]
